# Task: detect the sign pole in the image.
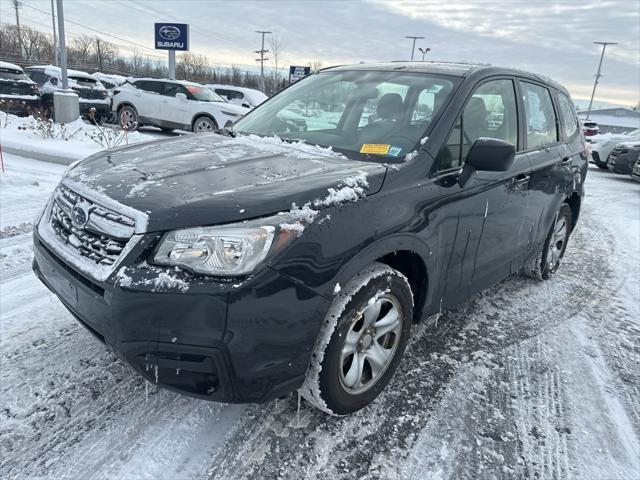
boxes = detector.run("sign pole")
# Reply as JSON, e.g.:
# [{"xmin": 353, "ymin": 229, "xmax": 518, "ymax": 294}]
[{"xmin": 168, "ymin": 50, "xmax": 176, "ymax": 80}]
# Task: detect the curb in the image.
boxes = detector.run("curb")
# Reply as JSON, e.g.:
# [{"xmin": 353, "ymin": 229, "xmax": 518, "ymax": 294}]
[{"xmin": 1, "ymin": 145, "xmax": 79, "ymax": 165}]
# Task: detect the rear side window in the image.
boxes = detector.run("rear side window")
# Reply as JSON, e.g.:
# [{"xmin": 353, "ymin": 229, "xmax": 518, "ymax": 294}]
[
  {"xmin": 164, "ymin": 83, "xmax": 188, "ymax": 97},
  {"xmin": 27, "ymin": 71, "xmax": 48, "ymax": 85},
  {"xmin": 556, "ymin": 93, "xmax": 579, "ymax": 139},
  {"xmin": 520, "ymin": 81, "xmax": 558, "ymax": 149},
  {"xmin": 437, "ymin": 78, "xmax": 518, "ymax": 171},
  {"xmin": 135, "ymin": 81, "xmax": 163, "ymax": 94}
]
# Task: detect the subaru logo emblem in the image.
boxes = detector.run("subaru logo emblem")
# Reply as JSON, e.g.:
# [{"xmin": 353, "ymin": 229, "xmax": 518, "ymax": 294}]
[
  {"xmin": 72, "ymin": 203, "xmax": 90, "ymax": 228},
  {"xmin": 159, "ymin": 25, "xmax": 180, "ymax": 40}
]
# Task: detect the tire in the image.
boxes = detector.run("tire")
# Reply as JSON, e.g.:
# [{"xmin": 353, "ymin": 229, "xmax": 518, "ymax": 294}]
[
  {"xmin": 160, "ymin": 127, "xmax": 174, "ymax": 133},
  {"xmin": 301, "ymin": 263, "xmax": 414, "ymax": 415},
  {"xmin": 597, "ymin": 164, "xmax": 608, "ymax": 170},
  {"xmin": 192, "ymin": 115, "xmax": 217, "ymax": 133},
  {"xmin": 118, "ymin": 105, "xmax": 139, "ymax": 131},
  {"xmin": 525, "ymin": 204, "xmax": 572, "ymax": 281}
]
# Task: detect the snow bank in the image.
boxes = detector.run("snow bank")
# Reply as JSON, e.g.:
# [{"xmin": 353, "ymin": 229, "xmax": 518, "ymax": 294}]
[{"xmin": 0, "ymin": 113, "xmax": 155, "ymax": 161}]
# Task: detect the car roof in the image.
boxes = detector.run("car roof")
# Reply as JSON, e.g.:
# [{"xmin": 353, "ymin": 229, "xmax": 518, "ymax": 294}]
[
  {"xmin": 0, "ymin": 60, "xmax": 24, "ymax": 72},
  {"xmin": 323, "ymin": 61, "xmax": 569, "ymax": 95},
  {"xmin": 24, "ymin": 64, "xmax": 98, "ymax": 81}
]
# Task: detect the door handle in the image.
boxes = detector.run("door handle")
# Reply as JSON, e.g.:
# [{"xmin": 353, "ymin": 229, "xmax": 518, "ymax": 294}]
[{"xmin": 513, "ymin": 173, "xmax": 530, "ymax": 184}]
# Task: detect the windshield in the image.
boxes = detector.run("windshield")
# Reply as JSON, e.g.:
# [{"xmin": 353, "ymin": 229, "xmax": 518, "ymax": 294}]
[
  {"xmin": 0, "ymin": 68, "xmax": 29, "ymax": 82},
  {"xmin": 186, "ymin": 85, "xmax": 225, "ymax": 102},
  {"xmin": 233, "ymin": 70, "xmax": 458, "ymax": 158}
]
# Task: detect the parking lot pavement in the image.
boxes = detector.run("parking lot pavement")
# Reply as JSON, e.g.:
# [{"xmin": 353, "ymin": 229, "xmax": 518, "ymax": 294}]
[{"xmin": 1, "ymin": 159, "xmax": 638, "ymax": 480}]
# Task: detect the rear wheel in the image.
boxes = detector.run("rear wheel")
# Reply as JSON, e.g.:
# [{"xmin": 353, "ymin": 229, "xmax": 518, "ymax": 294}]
[
  {"xmin": 301, "ymin": 263, "xmax": 413, "ymax": 415},
  {"xmin": 193, "ymin": 115, "xmax": 217, "ymax": 133},
  {"xmin": 118, "ymin": 105, "xmax": 139, "ymax": 131},
  {"xmin": 525, "ymin": 204, "xmax": 572, "ymax": 280}
]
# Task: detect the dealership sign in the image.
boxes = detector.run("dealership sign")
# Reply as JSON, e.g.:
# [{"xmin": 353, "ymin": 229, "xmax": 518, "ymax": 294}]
[
  {"xmin": 289, "ymin": 66, "xmax": 311, "ymax": 83},
  {"xmin": 154, "ymin": 23, "xmax": 189, "ymax": 51}
]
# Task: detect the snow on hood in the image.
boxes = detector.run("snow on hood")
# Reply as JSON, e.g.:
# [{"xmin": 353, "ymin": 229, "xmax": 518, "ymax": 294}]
[
  {"xmin": 0, "ymin": 60, "xmax": 24, "ymax": 72},
  {"xmin": 64, "ymin": 133, "xmax": 387, "ymax": 232}
]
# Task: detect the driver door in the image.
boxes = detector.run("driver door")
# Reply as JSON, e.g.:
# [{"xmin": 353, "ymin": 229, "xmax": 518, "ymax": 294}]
[
  {"xmin": 433, "ymin": 78, "xmax": 531, "ymax": 307},
  {"xmin": 162, "ymin": 82, "xmax": 191, "ymax": 127}
]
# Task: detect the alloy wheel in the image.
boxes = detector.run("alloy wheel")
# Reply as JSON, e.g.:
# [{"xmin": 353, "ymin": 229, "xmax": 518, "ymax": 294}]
[{"xmin": 338, "ymin": 294, "xmax": 403, "ymax": 394}]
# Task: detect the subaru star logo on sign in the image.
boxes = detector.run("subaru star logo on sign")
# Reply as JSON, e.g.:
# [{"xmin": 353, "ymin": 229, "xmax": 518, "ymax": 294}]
[{"xmin": 154, "ymin": 23, "xmax": 189, "ymax": 51}]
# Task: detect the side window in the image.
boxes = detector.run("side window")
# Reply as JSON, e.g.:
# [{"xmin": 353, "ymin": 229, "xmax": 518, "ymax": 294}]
[
  {"xmin": 164, "ymin": 83, "xmax": 188, "ymax": 97},
  {"xmin": 136, "ymin": 81, "xmax": 163, "ymax": 95},
  {"xmin": 27, "ymin": 71, "xmax": 47, "ymax": 85},
  {"xmin": 520, "ymin": 81, "xmax": 558, "ymax": 149},
  {"xmin": 557, "ymin": 93, "xmax": 579, "ymax": 139},
  {"xmin": 436, "ymin": 79, "xmax": 518, "ymax": 171}
]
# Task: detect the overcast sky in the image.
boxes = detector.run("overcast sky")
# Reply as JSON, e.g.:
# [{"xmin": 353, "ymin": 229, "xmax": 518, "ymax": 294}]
[{"xmin": 11, "ymin": 0, "xmax": 640, "ymax": 106}]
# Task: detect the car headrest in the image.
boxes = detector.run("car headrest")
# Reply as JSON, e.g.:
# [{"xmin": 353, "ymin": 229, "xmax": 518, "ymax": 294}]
[{"xmin": 377, "ymin": 93, "xmax": 404, "ymax": 121}]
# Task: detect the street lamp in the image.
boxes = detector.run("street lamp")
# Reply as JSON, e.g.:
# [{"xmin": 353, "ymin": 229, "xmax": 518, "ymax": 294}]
[
  {"xmin": 418, "ymin": 47, "xmax": 431, "ymax": 61},
  {"xmin": 405, "ymin": 36, "xmax": 425, "ymax": 61},
  {"xmin": 586, "ymin": 41, "xmax": 618, "ymax": 120}
]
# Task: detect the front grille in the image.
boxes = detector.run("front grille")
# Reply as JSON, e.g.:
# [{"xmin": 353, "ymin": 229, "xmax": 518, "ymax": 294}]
[{"xmin": 50, "ymin": 185, "xmax": 135, "ymax": 266}]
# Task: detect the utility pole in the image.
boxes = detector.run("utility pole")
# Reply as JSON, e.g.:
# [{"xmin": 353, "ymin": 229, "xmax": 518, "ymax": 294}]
[
  {"xmin": 50, "ymin": 0, "xmax": 58, "ymax": 66},
  {"xmin": 405, "ymin": 35, "xmax": 424, "ymax": 61},
  {"xmin": 586, "ymin": 41, "xmax": 617, "ymax": 120},
  {"xmin": 13, "ymin": 0, "xmax": 25, "ymax": 59},
  {"xmin": 418, "ymin": 47, "xmax": 431, "ymax": 61},
  {"xmin": 255, "ymin": 30, "xmax": 271, "ymax": 93},
  {"xmin": 56, "ymin": 0, "xmax": 68, "ymax": 89}
]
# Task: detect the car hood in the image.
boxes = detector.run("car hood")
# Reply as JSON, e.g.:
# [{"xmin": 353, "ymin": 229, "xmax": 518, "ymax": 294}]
[
  {"xmin": 616, "ymin": 139, "xmax": 640, "ymax": 148},
  {"xmin": 64, "ymin": 133, "xmax": 387, "ymax": 232}
]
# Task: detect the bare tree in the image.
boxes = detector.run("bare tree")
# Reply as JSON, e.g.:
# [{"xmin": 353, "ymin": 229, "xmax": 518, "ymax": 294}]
[
  {"xmin": 93, "ymin": 37, "xmax": 118, "ymax": 72},
  {"xmin": 310, "ymin": 59, "xmax": 323, "ymax": 72},
  {"xmin": 178, "ymin": 52, "xmax": 209, "ymax": 81},
  {"xmin": 71, "ymin": 35, "xmax": 93, "ymax": 65},
  {"xmin": 270, "ymin": 34, "xmax": 285, "ymax": 78}
]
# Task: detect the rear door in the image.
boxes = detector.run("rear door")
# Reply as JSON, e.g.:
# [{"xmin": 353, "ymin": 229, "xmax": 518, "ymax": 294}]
[
  {"xmin": 133, "ymin": 80, "xmax": 163, "ymax": 120},
  {"xmin": 162, "ymin": 82, "xmax": 191, "ymax": 127},
  {"xmin": 518, "ymin": 80, "xmax": 571, "ymax": 254},
  {"xmin": 433, "ymin": 77, "xmax": 531, "ymax": 306}
]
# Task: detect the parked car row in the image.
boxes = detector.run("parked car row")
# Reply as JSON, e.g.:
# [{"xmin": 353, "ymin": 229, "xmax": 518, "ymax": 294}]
[
  {"xmin": 587, "ymin": 128, "xmax": 640, "ymax": 180},
  {"xmin": 1, "ymin": 59, "xmax": 265, "ymax": 130}
]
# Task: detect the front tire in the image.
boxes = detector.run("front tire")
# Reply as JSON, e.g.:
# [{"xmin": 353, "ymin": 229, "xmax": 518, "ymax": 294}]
[
  {"xmin": 525, "ymin": 204, "xmax": 572, "ymax": 280},
  {"xmin": 192, "ymin": 115, "xmax": 217, "ymax": 133},
  {"xmin": 301, "ymin": 263, "xmax": 413, "ymax": 415}
]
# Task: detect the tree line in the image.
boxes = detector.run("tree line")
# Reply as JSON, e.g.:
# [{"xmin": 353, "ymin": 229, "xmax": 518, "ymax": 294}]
[{"xmin": 0, "ymin": 23, "xmax": 317, "ymax": 94}]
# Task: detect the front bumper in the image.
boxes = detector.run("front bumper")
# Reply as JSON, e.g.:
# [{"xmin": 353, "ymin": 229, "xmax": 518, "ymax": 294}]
[
  {"xmin": 0, "ymin": 96, "xmax": 40, "ymax": 116},
  {"xmin": 79, "ymin": 101, "xmax": 110, "ymax": 119},
  {"xmin": 32, "ymin": 227, "xmax": 330, "ymax": 403},
  {"xmin": 607, "ymin": 152, "xmax": 638, "ymax": 174}
]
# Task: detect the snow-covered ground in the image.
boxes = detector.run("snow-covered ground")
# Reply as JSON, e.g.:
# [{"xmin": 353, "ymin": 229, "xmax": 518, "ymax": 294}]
[
  {"xmin": 0, "ymin": 113, "xmax": 172, "ymax": 161},
  {"xmin": 0, "ymin": 153, "xmax": 638, "ymax": 480}
]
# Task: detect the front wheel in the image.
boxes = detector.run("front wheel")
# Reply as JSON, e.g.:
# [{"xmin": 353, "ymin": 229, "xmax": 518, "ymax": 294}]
[
  {"xmin": 192, "ymin": 116, "xmax": 217, "ymax": 133},
  {"xmin": 301, "ymin": 263, "xmax": 413, "ymax": 415},
  {"xmin": 525, "ymin": 204, "xmax": 572, "ymax": 280}
]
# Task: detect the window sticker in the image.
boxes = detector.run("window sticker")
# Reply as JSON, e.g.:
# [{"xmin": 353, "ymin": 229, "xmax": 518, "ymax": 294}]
[
  {"xmin": 387, "ymin": 146, "xmax": 403, "ymax": 157},
  {"xmin": 360, "ymin": 144, "xmax": 391, "ymax": 155}
]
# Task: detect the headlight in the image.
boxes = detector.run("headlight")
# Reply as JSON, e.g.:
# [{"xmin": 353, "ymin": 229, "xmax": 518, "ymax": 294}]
[{"xmin": 152, "ymin": 215, "xmax": 302, "ymax": 276}]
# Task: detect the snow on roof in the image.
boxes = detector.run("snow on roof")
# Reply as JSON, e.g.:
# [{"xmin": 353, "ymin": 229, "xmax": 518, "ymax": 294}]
[
  {"xmin": 0, "ymin": 60, "xmax": 23, "ymax": 72},
  {"xmin": 25, "ymin": 64, "xmax": 98, "ymax": 81},
  {"xmin": 93, "ymin": 72, "xmax": 127, "ymax": 85}
]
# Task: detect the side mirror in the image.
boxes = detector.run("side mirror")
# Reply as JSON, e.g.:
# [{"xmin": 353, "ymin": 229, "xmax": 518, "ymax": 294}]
[
  {"xmin": 458, "ymin": 138, "xmax": 516, "ymax": 187},
  {"xmin": 242, "ymin": 103, "xmax": 251, "ymax": 109},
  {"xmin": 175, "ymin": 92, "xmax": 187, "ymax": 100},
  {"xmin": 50, "ymin": 77, "xmax": 58, "ymax": 86}
]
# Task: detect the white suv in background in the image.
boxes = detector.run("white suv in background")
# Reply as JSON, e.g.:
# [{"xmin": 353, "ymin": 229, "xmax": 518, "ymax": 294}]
[
  {"xmin": 112, "ymin": 79, "xmax": 249, "ymax": 132},
  {"xmin": 206, "ymin": 84, "xmax": 268, "ymax": 109}
]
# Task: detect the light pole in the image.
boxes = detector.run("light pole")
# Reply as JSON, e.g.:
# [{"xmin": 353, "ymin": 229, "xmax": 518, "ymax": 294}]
[
  {"xmin": 586, "ymin": 41, "xmax": 617, "ymax": 120},
  {"xmin": 56, "ymin": 0, "xmax": 68, "ymax": 89},
  {"xmin": 256, "ymin": 30, "xmax": 271, "ymax": 93},
  {"xmin": 418, "ymin": 47, "xmax": 431, "ymax": 61},
  {"xmin": 405, "ymin": 36, "xmax": 424, "ymax": 61},
  {"xmin": 50, "ymin": 0, "xmax": 58, "ymax": 65}
]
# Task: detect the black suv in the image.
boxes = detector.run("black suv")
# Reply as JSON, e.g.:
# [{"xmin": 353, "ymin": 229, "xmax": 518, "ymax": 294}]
[
  {"xmin": 0, "ymin": 60, "xmax": 39, "ymax": 116},
  {"xmin": 33, "ymin": 62, "xmax": 587, "ymax": 415},
  {"xmin": 25, "ymin": 65, "xmax": 110, "ymax": 122}
]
